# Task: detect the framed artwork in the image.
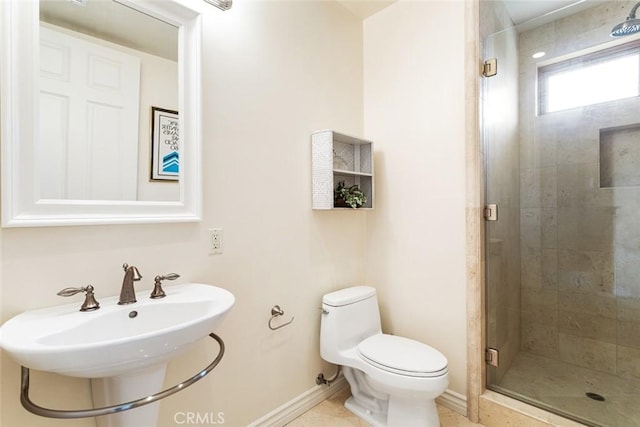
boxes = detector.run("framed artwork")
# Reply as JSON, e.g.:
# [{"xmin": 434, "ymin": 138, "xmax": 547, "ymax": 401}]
[{"xmin": 150, "ymin": 106, "xmax": 179, "ymax": 181}]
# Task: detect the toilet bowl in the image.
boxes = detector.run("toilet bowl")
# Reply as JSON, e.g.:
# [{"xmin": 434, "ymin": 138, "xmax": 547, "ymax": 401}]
[{"xmin": 320, "ymin": 286, "xmax": 448, "ymax": 427}]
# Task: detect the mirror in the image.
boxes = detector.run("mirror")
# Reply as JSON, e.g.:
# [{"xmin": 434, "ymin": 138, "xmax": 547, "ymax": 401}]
[
  {"xmin": 39, "ymin": 0, "xmax": 179, "ymax": 202},
  {"xmin": 1, "ymin": 0, "xmax": 202, "ymax": 226}
]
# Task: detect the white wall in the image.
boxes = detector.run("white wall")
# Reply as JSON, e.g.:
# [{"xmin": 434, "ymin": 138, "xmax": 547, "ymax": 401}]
[
  {"xmin": 0, "ymin": 1, "xmax": 364, "ymax": 426},
  {"xmin": 363, "ymin": 0, "xmax": 468, "ymax": 394},
  {"xmin": 1, "ymin": 1, "xmax": 472, "ymax": 425}
]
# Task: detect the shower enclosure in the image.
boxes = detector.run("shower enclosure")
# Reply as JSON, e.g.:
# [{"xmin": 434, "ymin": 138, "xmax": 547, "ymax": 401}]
[{"xmin": 482, "ymin": 1, "xmax": 640, "ymax": 426}]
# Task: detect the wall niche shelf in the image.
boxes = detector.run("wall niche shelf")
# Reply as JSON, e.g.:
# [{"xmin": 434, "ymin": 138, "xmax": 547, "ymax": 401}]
[{"xmin": 312, "ymin": 130, "xmax": 374, "ymax": 210}]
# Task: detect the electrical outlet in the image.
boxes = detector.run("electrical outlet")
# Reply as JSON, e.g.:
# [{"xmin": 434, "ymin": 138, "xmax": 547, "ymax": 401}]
[{"xmin": 208, "ymin": 228, "xmax": 223, "ymax": 254}]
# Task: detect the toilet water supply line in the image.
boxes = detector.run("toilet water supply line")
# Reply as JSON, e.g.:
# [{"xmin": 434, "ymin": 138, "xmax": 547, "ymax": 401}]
[{"xmin": 316, "ymin": 366, "xmax": 341, "ymax": 387}]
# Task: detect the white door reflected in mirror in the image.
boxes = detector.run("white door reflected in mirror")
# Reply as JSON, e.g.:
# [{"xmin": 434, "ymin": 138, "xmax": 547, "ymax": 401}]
[
  {"xmin": 1, "ymin": 0, "xmax": 202, "ymax": 226},
  {"xmin": 39, "ymin": 26, "xmax": 141, "ymax": 201},
  {"xmin": 39, "ymin": 0, "xmax": 179, "ymax": 202}
]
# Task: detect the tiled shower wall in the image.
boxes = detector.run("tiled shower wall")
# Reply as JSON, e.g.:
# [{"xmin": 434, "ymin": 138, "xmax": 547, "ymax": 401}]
[{"xmin": 519, "ymin": 1, "xmax": 640, "ymax": 378}]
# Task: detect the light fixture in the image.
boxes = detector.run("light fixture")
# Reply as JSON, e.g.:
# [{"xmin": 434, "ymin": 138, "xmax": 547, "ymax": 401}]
[
  {"xmin": 611, "ymin": 1, "xmax": 640, "ymax": 37},
  {"xmin": 203, "ymin": 0, "xmax": 233, "ymax": 11},
  {"xmin": 532, "ymin": 51, "xmax": 546, "ymax": 59}
]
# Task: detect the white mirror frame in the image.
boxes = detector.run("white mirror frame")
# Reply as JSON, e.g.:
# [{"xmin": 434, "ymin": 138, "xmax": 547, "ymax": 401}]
[{"xmin": 1, "ymin": 0, "xmax": 202, "ymax": 227}]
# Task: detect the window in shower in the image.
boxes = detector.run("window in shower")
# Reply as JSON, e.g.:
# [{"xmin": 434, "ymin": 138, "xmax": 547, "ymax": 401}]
[{"xmin": 538, "ymin": 40, "xmax": 640, "ymax": 114}]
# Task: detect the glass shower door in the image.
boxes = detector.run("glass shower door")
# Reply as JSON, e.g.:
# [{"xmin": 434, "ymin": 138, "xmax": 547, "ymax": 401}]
[
  {"xmin": 483, "ymin": 1, "xmax": 640, "ymax": 426},
  {"xmin": 483, "ymin": 24, "xmax": 521, "ymax": 393}
]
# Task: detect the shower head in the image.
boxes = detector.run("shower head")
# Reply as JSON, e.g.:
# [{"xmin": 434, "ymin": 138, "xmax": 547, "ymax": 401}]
[{"xmin": 611, "ymin": 2, "xmax": 640, "ymax": 37}]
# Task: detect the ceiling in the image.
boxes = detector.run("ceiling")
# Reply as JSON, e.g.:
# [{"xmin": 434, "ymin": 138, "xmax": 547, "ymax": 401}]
[
  {"xmin": 504, "ymin": 0, "xmax": 581, "ymax": 24},
  {"xmin": 335, "ymin": 0, "xmax": 608, "ymax": 27},
  {"xmin": 504, "ymin": 0, "xmax": 608, "ymax": 29},
  {"xmin": 335, "ymin": 0, "xmax": 396, "ymax": 20},
  {"xmin": 334, "ymin": 0, "xmax": 587, "ymax": 22},
  {"xmin": 39, "ymin": 0, "xmax": 178, "ymax": 61}
]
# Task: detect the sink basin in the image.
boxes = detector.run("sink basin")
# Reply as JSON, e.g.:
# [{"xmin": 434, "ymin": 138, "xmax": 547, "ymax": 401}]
[{"xmin": 0, "ymin": 283, "xmax": 235, "ymax": 378}]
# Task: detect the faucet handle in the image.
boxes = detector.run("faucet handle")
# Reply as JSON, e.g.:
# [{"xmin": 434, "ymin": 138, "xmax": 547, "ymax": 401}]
[
  {"xmin": 57, "ymin": 286, "xmax": 88, "ymax": 297},
  {"xmin": 150, "ymin": 273, "xmax": 180, "ymax": 299},
  {"xmin": 57, "ymin": 285, "xmax": 100, "ymax": 312}
]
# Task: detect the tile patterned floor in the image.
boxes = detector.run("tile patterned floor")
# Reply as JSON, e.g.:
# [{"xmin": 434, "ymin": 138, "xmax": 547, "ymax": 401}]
[
  {"xmin": 291, "ymin": 351, "xmax": 640, "ymax": 427},
  {"xmin": 494, "ymin": 352, "xmax": 640, "ymax": 427},
  {"xmin": 287, "ymin": 386, "xmax": 483, "ymax": 427}
]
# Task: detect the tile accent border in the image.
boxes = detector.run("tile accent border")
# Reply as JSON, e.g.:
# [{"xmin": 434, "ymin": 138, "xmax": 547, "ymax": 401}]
[{"xmin": 464, "ymin": 0, "xmax": 484, "ymax": 423}]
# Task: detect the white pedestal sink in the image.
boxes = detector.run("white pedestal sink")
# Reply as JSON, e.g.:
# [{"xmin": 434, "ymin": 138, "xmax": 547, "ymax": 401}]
[
  {"xmin": 0, "ymin": 283, "xmax": 235, "ymax": 427},
  {"xmin": 92, "ymin": 364, "xmax": 167, "ymax": 427}
]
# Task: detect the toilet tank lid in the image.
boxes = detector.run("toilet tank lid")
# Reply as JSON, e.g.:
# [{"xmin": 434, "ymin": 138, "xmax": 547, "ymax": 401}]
[{"xmin": 322, "ymin": 286, "xmax": 376, "ymax": 307}]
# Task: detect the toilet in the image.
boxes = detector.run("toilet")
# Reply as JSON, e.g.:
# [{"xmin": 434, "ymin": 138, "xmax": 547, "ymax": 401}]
[{"xmin": 320, "ymin": 286, "xmax": 448, "ymax": 427}]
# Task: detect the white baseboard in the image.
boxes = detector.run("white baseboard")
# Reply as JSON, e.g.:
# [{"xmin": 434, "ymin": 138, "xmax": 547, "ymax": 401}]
[
  {"xmin": 248, "ymin": 379, "xmax": 467, "ymax": 426},
  {"xmin": 248, "ymin": 376, "xmax": 347, "ymax": 427},
  {"xmin": 436, "ymin": 389, "xmax": 468, "ymax": 416}
]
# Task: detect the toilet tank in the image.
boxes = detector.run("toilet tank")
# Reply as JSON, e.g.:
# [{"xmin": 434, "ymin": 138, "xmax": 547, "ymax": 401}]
[{"xmin": 320, "ymin": 286, "xmax": 382, "ymax": 363}]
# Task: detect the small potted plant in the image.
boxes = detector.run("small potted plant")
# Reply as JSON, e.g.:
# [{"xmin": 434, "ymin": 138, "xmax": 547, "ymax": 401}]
[{"xmin": 334, "ymin": 181, "xmax": 367, "ymax": 209}]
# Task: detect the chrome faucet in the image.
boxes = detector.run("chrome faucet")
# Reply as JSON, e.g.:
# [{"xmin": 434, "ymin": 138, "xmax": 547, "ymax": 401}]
[
  {"xmin": 118, "ymin": 263, "xmax": 142, "ymax": 305},
  {"xmin": 57, "ymin": 285, "xmax": 100, "ymax": 312},
  {"xmin": 150, "ymin": 273, "xmax": 180, "ymax": 299}
]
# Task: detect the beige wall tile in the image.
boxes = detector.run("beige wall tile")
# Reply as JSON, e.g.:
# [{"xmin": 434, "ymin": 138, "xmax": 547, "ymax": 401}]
[
  {"xmin": 617, "ymin": 345, "xmax": 640, "ymax": 379},
  {"xmin": 521, "ymin": 209, "xmax": 541, "ymax": 248},
  {"xmin": 600, "ymin": 125, "xmax": 640, "ymax": 188},
  {"xmin": 556, "ymin": 129, "xmax": 599, "ymax": 166},
  {"xmin": 521, "ymin": 321, "xmax": 559, "ymax": 357},
  {"xmin": 521, "ymin": 246, "xmax": 542, "ymax": 289},
  {"xmin": 618, "ymin": 296, "xmax": 640, "ymax": 321},
  {"xmin": 617, "ymin": 319, "xmax": 640, "ymax": 349},
  {"xmin": 521, "ymin": 285, "xmax": 558, "ymax": 357},
  {"xmin": 541, "ymin": 208, "xmax": 558, "ymax": 249},
  {"xmin": 559, "ymin": 333, "xmax": 616, "ymax": 374},
  {"xmin": 541, "ymin": 248, "xmax": 558, "ymax": 289},
  {"xmin": 557, "ymin": 249, "xmax": 614, "ymax": 295},
  {"xmin": 557, "ymin": 207, "xmax": 615, "ymax": 252},
  {"xmin": 557, "ymin": 163, "xmax": 613, "ymax": 208},
  {"xmin": 522, "ymin": 287, "xmax": 558, "ymax": 311},
  {"xmin": 558, "ymin": 310, "xmax": 616, "ymax": 344},
  {"xmin": 614, "ymin": 212, "xmax": 640, "ymax": 298},
  {"xmin": 559, "ymin": 291, "xmax": 616, "ymax": 318}
]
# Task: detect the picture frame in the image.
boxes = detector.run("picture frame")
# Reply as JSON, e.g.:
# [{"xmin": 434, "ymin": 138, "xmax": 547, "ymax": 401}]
[{"xmin": 150, "ymin": 106, "xmax": 179, "ymax": 181}]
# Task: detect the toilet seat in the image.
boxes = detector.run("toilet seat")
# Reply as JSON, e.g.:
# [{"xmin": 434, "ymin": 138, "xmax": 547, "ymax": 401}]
[{"xmin": 357, "ymin": 334, "xmax": 448, "ymax": 378}]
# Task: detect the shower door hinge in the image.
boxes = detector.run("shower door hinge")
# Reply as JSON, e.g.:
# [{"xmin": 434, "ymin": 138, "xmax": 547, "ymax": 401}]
[
  {"xmin": 485, "ymin": 348, "xmax": 499, "ymax": 367},
  {"xmin": 483, "ymin": 58, "xmax": 497, "ymax": 77},
  {"xmin": 484, "ymin": 204, "xmax": 498, "ymax": 221}
]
